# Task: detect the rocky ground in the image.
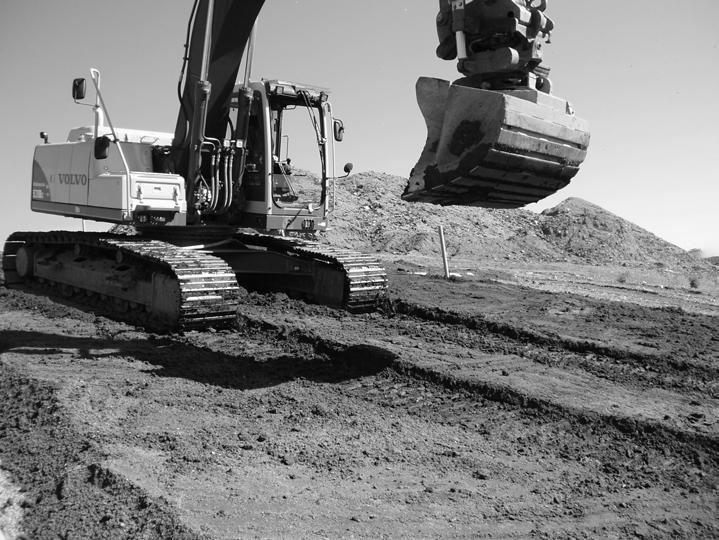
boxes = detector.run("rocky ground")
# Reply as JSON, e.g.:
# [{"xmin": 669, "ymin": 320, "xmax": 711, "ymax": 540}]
[{"xmin": 0, "ymin": 172, "xmax": 717, "ymax": 538}]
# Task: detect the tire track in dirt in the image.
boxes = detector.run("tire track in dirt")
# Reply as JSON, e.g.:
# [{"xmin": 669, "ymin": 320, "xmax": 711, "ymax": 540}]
[
  {"xmin": 386, "ymin": 271, "xmax": 718, "ymax": 398},
  {"xmin": 5, "ymin": 279, "xmax": 715, "ymax": 453}
]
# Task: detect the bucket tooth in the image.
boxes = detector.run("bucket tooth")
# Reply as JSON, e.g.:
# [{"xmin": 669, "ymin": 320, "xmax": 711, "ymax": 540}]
[{"xmin": 405, "ymin": 77, "xmax": 590, "ymax": 208}]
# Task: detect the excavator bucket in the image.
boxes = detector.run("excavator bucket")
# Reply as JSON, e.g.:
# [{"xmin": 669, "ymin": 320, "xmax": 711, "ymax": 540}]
[{"xmin": 403, "ymin": 77, "xmax": 590, "ymax": 208}]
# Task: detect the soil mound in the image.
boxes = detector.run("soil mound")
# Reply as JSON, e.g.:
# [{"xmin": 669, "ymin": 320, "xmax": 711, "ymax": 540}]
[
  {"xmin": 538, "ymin": 197, "xmax": 691, "ymax": 266},
  {"xmin": 323, "ymin": 171, "xmax": 561, "ymax": 263},
  {"xmin": 321, "ymin": 172, "xmax": 708, "ymax": 269}
]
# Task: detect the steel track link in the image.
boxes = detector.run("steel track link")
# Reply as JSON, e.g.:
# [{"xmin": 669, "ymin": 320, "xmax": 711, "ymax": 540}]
[
  {"xmin": 3, "ymin": 231, "xmax": 240, "ymax": 331},
  {"xmin": 233, "ymin": 232, "xmax": 388, "ymax": 311}
]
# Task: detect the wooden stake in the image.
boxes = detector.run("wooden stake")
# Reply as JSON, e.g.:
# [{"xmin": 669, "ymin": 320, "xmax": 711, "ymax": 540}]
[{"xmin": 438, "ymin": 225, "xmax": 450, "ymax": 279}]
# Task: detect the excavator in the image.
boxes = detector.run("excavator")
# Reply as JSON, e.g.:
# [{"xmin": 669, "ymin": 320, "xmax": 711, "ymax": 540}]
[{"xmin": 2, "ymin": 0, "xmax": 589, "ymax": 331}]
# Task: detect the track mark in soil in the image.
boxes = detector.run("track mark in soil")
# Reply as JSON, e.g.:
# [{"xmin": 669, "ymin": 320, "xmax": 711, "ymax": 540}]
[
  {"xmin": 1, "ymin": 284, "xmax": 717, "ymax": 538},
  {"xmin": 108, "ymin": 328, "xmax": 718, "ymax": 538},
  {"xmin": 388, "ymin": 298, "xmax": 719, "ymax": 398},
  {"xmin": 0, "ymin": 362, "xmax": 200, "ymax": 539},
  {"xmin": 226, "ymin": 294, "xmax": 719, "ymax": 445}
]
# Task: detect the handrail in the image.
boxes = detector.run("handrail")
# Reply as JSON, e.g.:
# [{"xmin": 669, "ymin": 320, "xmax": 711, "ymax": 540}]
[{"xmin": 89, "ymin": 68, "xmax": 133, "ymax": 219}]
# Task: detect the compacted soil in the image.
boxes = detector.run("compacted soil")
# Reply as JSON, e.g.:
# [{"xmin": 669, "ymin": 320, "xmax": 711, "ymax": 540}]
[{"xmin": 0, "ymin": 267, "xmax": 717, "ymax": 539}]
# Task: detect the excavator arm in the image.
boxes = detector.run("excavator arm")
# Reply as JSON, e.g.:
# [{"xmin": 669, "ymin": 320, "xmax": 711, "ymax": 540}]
[
  {"xmin": 174, "ymin": 0, "xmax": 264, "ymax": 149},
  {"xmin": 172, "ymin": 0, "xmax": 265, "ymax": 224},
  {"xmin": 174, "ymin": 0, "xmax": 589, "ymax": 212}
]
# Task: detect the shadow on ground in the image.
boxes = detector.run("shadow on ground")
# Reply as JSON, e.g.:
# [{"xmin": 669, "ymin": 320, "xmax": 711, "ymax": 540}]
[{"xmin": 0, "ymin": 330, "xmax": 393, "ymax": 391}]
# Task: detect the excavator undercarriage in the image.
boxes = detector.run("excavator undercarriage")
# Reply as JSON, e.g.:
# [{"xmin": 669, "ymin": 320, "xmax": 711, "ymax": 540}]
[{"xmin": 3, "ymin": 230, "xmax": 386, "ymax": 331}]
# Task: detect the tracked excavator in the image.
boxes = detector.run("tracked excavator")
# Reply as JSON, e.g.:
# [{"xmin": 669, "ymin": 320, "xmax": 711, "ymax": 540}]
[{"xmin": 2, "ymin": 0, "xmax": 589, "ymax": 331}]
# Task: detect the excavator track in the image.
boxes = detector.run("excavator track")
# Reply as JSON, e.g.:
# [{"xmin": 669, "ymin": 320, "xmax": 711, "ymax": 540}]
[
  {"xmin": 2, "ymin": 230, "xmax": 388, "ymax": 330},
  {"xmin": 297, "ymin": 246, "xmax": 388, "ymax": 312},
  {"xmin": 233, "ymin": 232, "xmax": 388, "ymax": 311},
  {"xmin": 2, "ymin": 231, "xmax": 241, "ymax": 331},
  {"xmin": 134, "ymin": 226, "xmax": 389, "ymax": 311}
]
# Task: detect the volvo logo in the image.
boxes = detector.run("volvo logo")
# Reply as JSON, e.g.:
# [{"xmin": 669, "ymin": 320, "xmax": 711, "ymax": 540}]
[{"xmin": 50, "ymin": 173, "xmax": 88, "ymax": 186}]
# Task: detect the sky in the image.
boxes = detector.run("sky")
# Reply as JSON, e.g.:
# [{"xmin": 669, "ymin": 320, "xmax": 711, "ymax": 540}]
[{"xmin": 0, "ymin": 0, "xmax": 717, "ymax": 255}]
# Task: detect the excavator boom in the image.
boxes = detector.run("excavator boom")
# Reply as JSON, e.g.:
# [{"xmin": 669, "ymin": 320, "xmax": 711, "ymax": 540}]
[{"xmin": 172, "ymin": 0, "xmax": 265, "ymax": 223}]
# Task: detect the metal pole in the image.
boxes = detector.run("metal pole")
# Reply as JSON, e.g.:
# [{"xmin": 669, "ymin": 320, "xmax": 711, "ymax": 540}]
[{"xmin": 438, "ymin": 225, "xmax": 450, "ymax": 278}]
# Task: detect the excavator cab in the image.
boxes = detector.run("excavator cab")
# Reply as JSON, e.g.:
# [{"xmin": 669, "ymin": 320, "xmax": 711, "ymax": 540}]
[{"xmin": 230, "ymin": 80, "xmax": 335, "ymax": 233}]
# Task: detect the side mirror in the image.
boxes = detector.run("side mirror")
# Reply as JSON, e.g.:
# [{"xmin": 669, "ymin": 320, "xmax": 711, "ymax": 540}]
[
  {"xmin": 94, "ymin": 135, "xmax": 111, "ymax": 160},
  {"xmin": 72, "ymin": 78, "xmax": 86, "ymax": 101},
  {"xmin": 343, "ymin": 162, "xmax": 353, "ymax": 175},
  {"xmin": 333, "ymin": 119, "xmax": 345, "ymax": 142}
]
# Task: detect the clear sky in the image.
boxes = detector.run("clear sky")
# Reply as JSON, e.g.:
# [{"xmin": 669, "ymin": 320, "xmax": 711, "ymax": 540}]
[{"xmin": 0, "ymin": 1, "xmax": 717, "ymax": 255}]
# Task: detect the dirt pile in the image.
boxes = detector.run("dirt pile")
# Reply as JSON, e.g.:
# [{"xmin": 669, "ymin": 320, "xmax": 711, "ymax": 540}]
[
  {"xmin": 539, "ymin": 197, "xmax": 693, "ymax": 267},
  {"xmin": 323, "ymin": 171, "xmax": 561, "ymax": 263},
  {"xmin": 318, "ymin": 171, "xmax": 710, "ymax": 270}
]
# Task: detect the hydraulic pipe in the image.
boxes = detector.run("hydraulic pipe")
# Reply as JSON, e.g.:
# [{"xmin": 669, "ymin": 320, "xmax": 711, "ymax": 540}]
[
  {"xmin": 222, "ymin": 149, "xmax": 231, "ymax": 212},
  {"xmin": 209, "ymin": 151, "xmax": 219, "ymax": 212},
  {"xmin": 225, "ymin": 150, "xmax": 234, "ymax": 210},
  {"xmin": 232, "ymin": 24, "xmax": 257, "ymax": 196},
  {"xmin": 187, "ymin": 0, "xmax": 215, "ymax": 222},
  {"xmin": 451, "ymin": 0, "xmax": 468, "ymax": 59}
]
